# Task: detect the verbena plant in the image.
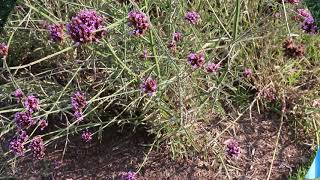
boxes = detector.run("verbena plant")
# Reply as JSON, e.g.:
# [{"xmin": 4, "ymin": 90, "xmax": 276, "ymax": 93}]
[{"xmin": 0, "ymin": 0, "xmax": 319, "ymax": 177}]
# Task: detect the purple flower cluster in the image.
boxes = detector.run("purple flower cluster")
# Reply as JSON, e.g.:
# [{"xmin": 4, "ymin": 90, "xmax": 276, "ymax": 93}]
[
  {"xmin": 12, "ymin": 89, "xmax": 24, "ymax": 103},
  {"xmin": 48, "ymin": 24, "xmax": 64, "ymax": 42},
  {"xmin": 15, "ymin": 111, "xmax": 33, "ymax": 129},
  {"xmin": 187, "ymin": 52, "xmax": 205, "ymax": 69},
  {"xmin": 0, "ymin": 43, "xmax": 8, "ymax": 57},
  {"xmin": 294, "ymin": 8, "xmax": 318, "ymax": 34},
  {"xmin": 225, "ymin": 139, "xmax": 240, "ymax": 157},
  {"xmin": 297, "ymin": 9, "xmax": 311, "ymax": 18},
  {"xmin": 128, "ymin": 11, "xmax": 150, "ymax": 36},
  {"xmin": 9, "ymin": 130, "xmax": 29, "ymax": 156},
  {"xmin": 67, "ymin": 10, "xmax": 106, "ymax": 44},
  {"xmin": 81, "ymin": 130, "xmax": 93, "ymax": 142},
  {"xmin": 140, "ymin": 77, "xmax": 157, "ymax": 96},
  {"xmin": 185, "ymin": 11, "xmax": 200, "ymax": 25},
  {"xmin": 29, "ymin": 136, "xmax": 45, "ymax": 159},
  {"xmin": 122, "ymin": 171, "xmax": 136, "ymax": 180},
  {"xmin": 168, "ymin": 32, "xmax": 183, "ymax": 50},
  {"xmin": 301, "ymin": 16, "xmax": 318, "ymax": 34},
  {"xmin": 206, "ymin": 62, "xmax": 220, "ymax": 74},
  {"xmin": 24, "ymin": 95, "xmax": 40, "ymax": 113},
  {"xmin": 71, "ymin": 91, "xmax": 87, "ymax": 121}
]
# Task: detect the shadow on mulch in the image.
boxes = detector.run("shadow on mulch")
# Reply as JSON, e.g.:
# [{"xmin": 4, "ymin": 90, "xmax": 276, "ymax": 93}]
[{"xmin": 2, "ymin": 112, "xmax": 314, "ymax": 180}]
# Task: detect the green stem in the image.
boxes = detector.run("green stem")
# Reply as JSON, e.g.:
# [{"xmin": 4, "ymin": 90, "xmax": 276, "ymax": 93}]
[{"xmin": 233, "ymin": 0, "xmax": 241, "ymax": 40}]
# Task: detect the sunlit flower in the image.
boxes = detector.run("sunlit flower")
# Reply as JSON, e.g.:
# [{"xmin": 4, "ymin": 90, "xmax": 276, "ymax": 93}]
[
  {"xmin": 128, "ymin": 11, "xmax": 150, "ymax": 36},
  {"xmin": 67, "ymin": 10, "xmax": 106, "ymax": 44}
]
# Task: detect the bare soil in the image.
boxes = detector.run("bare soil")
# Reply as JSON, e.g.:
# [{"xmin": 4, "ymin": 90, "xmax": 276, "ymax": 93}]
[{"xmin": 2, "ymin": 113, "xmax": 312, "ymax": 180}]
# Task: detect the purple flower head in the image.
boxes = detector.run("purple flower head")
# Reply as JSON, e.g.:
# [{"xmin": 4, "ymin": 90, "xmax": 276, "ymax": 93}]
[
  {"xmin": 140, "ymin": 77, "xmax": 157, "ymax": 96},
  {"xmin": 67, "ymin": 10, "xmax": 106, "ymax": 44},
  {"xmin": 29, "ymin": 136, "xmax": 45, "ymax": 159},
  {"xmin": 301, "ymin": 16, "xmax": 318, "ymax": 34},
  {"xmin": 206, "ymin": 62, "xmax": 220, "ymax": 73},
  {"xmin": 122, "ymin": 171, "xmax": 137, "ymax": 180},
  {"xmin": 224, "ymin": 139, "xmax": 240, "ymax": 157},
  {"xmin": 71, "ymin": 91, "xmax": 87, "ymax": 111},
  {"xmin": 128, "ymin": 10, "xmax": 150, "ymax": 36},
  {"xmin": 185, "ymin": 11, "xmax": 200, "ymax": 25},
  {"xmin": 48, "ymin": 24, "xmax": 64, "ymax": 42},
  {"xmin": 24, "ymin": 95, "xmax": 40, "ymax": 113},
  {"xmin": 9, "ymin": 130, "xmax": 29, "ymax": 156},
  {"xmin": 244, "ymin": 68, "xmax": 253, "ymax": 78},
  {"xmin": 0, "ymin": 43, "xmax": 8, "ymax": 57},
  {"xmin": 9, "ymin": 138, "xmax": 25, "ymax": 156},
  {"xmin": 12, "ymin": 89, "xmax": 24, "ymax": 103},
  {"xmin": 173, "ymin": 32, "xmax": 183, "ymax": 42},
  {"xmin": 15, "ymin": 111, "xmax": 33, "ymax": 129},
  {"xmin": 73, "ymin": 110, "xmax": 84, "ymax": 121},
  {"xmin": 297, "ymin": 9, "xmax": 311, "ymax": 18},
  {"xmin": 38, "ymin": 119, "xmax": 48, "ymax": 131},
  {"xmin": 81, "ymin": 130, "xmax": 93, "ymax": 142},
  {"xmin": 187, "ymin": 52, "xmax": 205, "ymax": 69}
]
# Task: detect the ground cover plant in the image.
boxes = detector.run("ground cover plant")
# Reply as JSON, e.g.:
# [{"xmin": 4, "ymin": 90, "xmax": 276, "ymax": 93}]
[{"xmin": 0, "ymin": 0, "xmax": 320, "ymax": 179}]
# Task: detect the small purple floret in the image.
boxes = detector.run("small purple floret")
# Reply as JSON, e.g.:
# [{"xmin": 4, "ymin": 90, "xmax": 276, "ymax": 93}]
[
  {"xmin": 225, "ymin": 139, "xmax": 240, "ymax": 157},
  {"xmin": 0, "ymin": 43, "xmax": 8, "ymax": 57},
  {"xmin": 38, "ymin": 119, "xmax": 48, "ymax": 131},
  {"xmin": 128, "ymin": 11, "xmax": 150, "ymax": 36},
  {"xmin": 71, "ymin": 91, "xmax": 87, "ymax": 111},
  {"xmin": 187, "ymin": 52, "xmax": 205, "ymax": 69},
  {"xmin": 206, "ymin": 62, "xmax": 220, "ymax": 73},
  {"xmin": 140, "ymin": 77, "xmax": 157, "ymax": 96},
  {"xmin": 81, "ymin": 130, "xmax": 93, "ymax": 142},
  {"xmin": 185, "ymin": 11, "xmax": 200, "ymax": 25},
  {"xmin": 12, "ymin": 89, "xmax": 24, "ymax": 103}
]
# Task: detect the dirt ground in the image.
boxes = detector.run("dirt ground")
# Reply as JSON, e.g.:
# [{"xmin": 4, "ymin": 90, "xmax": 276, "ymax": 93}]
[{"xmin": 1, "ymin": 112, "xmax": 312, "ymax": 180}]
